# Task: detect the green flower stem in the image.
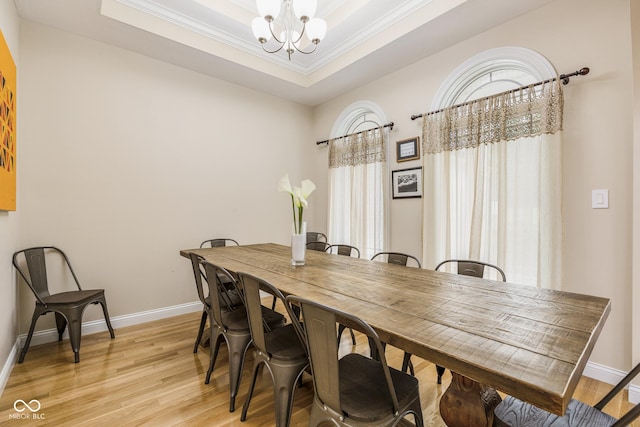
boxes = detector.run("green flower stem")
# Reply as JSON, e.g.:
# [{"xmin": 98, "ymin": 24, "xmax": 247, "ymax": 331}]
[{"xmin": 290, "ymin": 193, "xmax": 298, "ymax": 234}]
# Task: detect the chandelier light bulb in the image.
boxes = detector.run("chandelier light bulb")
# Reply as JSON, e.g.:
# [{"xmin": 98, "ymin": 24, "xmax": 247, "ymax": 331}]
[
  {"xmin": 305, "ymin": 17, "xmax": 326, "ymax": 43},
  {"xmin": 292, "ymin": 0, "xmax": 316, "ymax": 21},
  {"xmin": 251, "ymin": 17, "xmax": 272, "ymax": 43},
  {"xmin": 257, "ymin": 0, "xmax": 281, "ymax": 20}
]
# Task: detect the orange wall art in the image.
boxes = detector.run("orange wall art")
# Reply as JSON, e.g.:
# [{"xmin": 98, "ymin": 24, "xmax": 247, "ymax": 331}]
[{"xmin": 0, "ymin": 30, "xmax": 16, "ymax": 211}]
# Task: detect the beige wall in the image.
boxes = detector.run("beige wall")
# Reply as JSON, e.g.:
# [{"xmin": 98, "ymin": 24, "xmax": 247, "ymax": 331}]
[
  {"xmin": 312, "ymin": 0, "xmax": 635, "ymax": 371},
  {"xmin": 0, "ymin": 0, "xmax": 20, "ymax": 383},
  {"xmin": 3, "ymin": 0, "xmax": 638, "ymax": 382},
  {"xmin": 16, "ymin": 22, "xmax": 314, "ymax": 328}
]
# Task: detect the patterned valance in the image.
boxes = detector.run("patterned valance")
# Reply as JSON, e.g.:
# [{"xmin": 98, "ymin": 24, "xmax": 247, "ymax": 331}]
[
  {"xmin": 328, "ymin": 128, "xmax": 387, "ymax": 168},
  {"xmin": 422, "ymin": 79, "xmax": 564, "ymax": 154}
]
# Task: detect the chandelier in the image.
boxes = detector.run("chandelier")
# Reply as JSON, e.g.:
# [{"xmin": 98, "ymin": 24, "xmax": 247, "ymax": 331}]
[{"xmin": 251, "ymin": 0, "xmax": 327, "ymax": 61}]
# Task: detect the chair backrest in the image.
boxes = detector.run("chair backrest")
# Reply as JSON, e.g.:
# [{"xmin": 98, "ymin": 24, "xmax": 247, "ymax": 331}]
[
  {"xmin": 326, "ymin": 244, "xmax": 360, "ymax": 258},
  {"xmin": 286, "ymin": 295, "xmax": 401, "ymax": 418},
  {"xmin": 12, "ymin": 246, "xmax": 82, "ymax": 304},
  {"xmin": 189, "ymin": 253, "xmax": 209, "ymax": 307},
  {"xmin": 189, "ymin": 252, "xmax": 237, "ymax": 312},
  {"xmin": 200, "ymin": 238, "xmax": 239, "ymax": 248},
  {"xmin": 306, "ymin": 241, "xmax": 330, "ymax": 252},
  {"xmin": 236, "ymin": 271, "xmax": 288, "ymax": 357},
  {"xmin": 435, "ymin": 259, "xmax": 506, "ymax": 282},
  {"xmin": 306, "ymin": 232, "xmax": 327, "ymax": 244},
  {"xmin": 371, "ymin": 251, "xmax": 422, "ymax": 268},
  {"xmin": 202, "ymin": 261, "xmax": 240, "ymax": 329}
]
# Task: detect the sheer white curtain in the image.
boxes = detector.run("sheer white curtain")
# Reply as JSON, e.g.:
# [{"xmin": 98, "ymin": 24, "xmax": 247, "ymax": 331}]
[
  {"xmin": 422, "ymin": 80, "xmax": 563, "ymax": 288},
  {"xmin": 327, "ymin": 128, "xmax": 389, "ymax": 259}
]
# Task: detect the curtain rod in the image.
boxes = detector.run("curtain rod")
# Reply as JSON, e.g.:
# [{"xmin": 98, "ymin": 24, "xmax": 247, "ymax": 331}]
[
  {"xmin": 410, "ymin": 67, "xmax": 590, "ymax": 121},
  {"xmin": 316, "ymin": 122, "xmax": 395, "ymax": 145}
]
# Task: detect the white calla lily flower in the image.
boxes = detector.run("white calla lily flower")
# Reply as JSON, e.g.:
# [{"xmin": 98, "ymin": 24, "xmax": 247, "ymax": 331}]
[
  {"xmin": 279, "ymin": 174, "xmax": 315, "ymax": 235},
  {"xmin": 278, "ymin": 174, "xmax": 294, "ymax": 195},
  {"xmin": 301, "ymin": 179, "xmax": 316, "ymax": 197}
]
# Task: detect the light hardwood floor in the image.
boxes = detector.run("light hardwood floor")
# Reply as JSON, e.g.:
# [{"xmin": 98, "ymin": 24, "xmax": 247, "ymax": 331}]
[{"xmin": 0, "ymin": 310, "xmax": 637, "ymax": 426}]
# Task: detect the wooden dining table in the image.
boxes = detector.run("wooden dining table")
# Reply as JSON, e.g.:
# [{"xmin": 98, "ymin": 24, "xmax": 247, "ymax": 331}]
[{"xmin": 180, "ymin": 243, "xmax": 611, "ymax": 427}]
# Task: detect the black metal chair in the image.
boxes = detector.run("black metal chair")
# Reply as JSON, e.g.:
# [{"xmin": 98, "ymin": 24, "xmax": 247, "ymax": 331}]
[
  {"xmin": 432, "ymin": 258, "xmax": 506, "ymax": 384},
  {"xmin": 200, "ymin": 260, "xmax": 252, "ymax": 412},
  {"xmin": 286, "ymin": 295, "xmax": 424, "ymax": 427},
  {"xmin": 199, "ymin": 238, "xmax": 239, "ymax": 248},
  {"xmin": 326, "ymin": 244, "xmax": 360, "ymax": 258},
  {"xmin": 371, "ymin": 251, "xmax": 422, "ymax": 268},
  {"xmin": 12, "ymin": 246, "xmax": 115, "ymax": 363},
  {"xmin": 371, "ymin": 251, "xmax": 422, "ymax": 375},
  {"xmin": 236, "ymin": 271, "xmax": 309, "ymax": 427},
  {"xmin": 189, "ymin": 252, "xmax": 243, "ymax": 353},
  {"xmin": 435, "ymin": 259, "xmax": 506, "ymax": 282},
  {"xmin": 494, "ymin": 362, "xmax": 640, "ymax": 426},
  {"xmin": 306, "ymin": 241, "xmax": 331, "ymax": 252},
  {"xmin": 306, "ymin": 231, "xmax": 327, "ymax": 244},
  {"xmin": 192, "ymin": 256, "xmax": 285, "ymax": 412}
]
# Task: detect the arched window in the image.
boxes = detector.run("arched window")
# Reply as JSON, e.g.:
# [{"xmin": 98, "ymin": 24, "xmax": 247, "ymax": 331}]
[
  {"xmin": 422, "ymin": 47, "xmax": 562, "ymax": 288},
  {"xmin": 327, "ymin": 101, "xmax": 389, "ymax": 258}
]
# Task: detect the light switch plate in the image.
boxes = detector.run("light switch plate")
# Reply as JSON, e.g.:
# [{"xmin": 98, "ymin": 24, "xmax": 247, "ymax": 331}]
[{"xmin": 592, "ymin": 189, "xmax": 609, "ymax": 209}]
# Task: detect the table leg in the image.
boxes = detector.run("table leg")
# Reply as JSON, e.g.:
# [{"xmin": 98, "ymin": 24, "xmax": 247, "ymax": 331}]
[{"xmin": 439, "ymin": 372, "xmax": 502, "ymax": 427}]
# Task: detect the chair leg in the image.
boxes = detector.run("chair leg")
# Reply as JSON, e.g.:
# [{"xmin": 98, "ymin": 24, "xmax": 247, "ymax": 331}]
[
  {"xmin": 205, "ymin": 333, "xmax": 223, "ymax": 385},
  {"xmin": 227, "ymin": 333, "xmax": 252, "ymax": 412},
  {"xmin": 337, "ymin": 324, "xmax": 357, "ymax": 346},
  {"xmin": 55, "ymin": 312, "xmax": 67, "ymax": 341},
  {"xmin": 241, "ymin": 358, "xmax": 264, "ymax": 422},
  {"xmin": 194, "ymin": 310, "xmax": 207, "ymax": 353},
  {"xmin": 98, "ymin": 298, "xmax": 115, "ymax": 339},
  {"xmin": 66, "ymin": 312, "xmax": 82, "ymax": 363},
  {"xmin": 270, "ymin": 361, "xmax": 308, "ymax": 427},
  {"xmin": 436, "ymin": 364, "xmax": 446, "ymax": 384},
  {"xmin": 19, "ymin": 310, "xmax": 42, "ymax": 363},
  {"xmin": 402, "ymin": 352, "xmax": 415, "ymax": 376}
]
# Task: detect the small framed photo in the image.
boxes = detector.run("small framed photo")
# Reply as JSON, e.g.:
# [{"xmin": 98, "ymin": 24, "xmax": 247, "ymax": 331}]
[
  {"xmin": 396, "ymin": 137, "xmax": 420, "ymax": 162},
  {"xmin": 392, "ymin": 167, "xmax": 422, "ymax": 199}
]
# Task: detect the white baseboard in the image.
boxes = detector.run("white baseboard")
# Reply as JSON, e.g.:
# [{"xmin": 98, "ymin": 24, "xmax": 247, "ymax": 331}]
[
  {"xmin": 19, "ymin": 301, "xmax": 202, "ymax": 348},
  {"xmin": 0, "ymin": 301, "xmax": 202, "ymax": 397},
  {"xmin": 582, "ymin": 361, "xmax": 640, "ymax": 404},
  {"xmin": 0, "ymin": 340, "xmax": 19, "ymax": 397}
]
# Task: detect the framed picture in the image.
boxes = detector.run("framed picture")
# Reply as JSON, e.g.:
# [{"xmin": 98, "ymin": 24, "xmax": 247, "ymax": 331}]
[
  {"xmin": 392, "ymin": 167, "xmax": 422, "ymax": 199},
  {"xmin": 396, "ymin": 137, "xmax": 420, "ymax": 162},
  {"xmin": 0, "ymin": 30, "xmax": 16, "ymax": 211}
]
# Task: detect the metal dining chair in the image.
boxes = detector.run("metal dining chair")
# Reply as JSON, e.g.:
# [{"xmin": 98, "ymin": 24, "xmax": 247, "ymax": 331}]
[
  {"xmin": 306, "ymin": 231, "xmax": 327, "ymax": 244},
  {"xmin": 199, "ymin": 238, "xmax": 239, "ymax": 248},
  {"xmin": 306, "ymin": 241, "xmax": 331, "ymax": 252},
  {"xmin": 189, "ymin": 252, "xmax": 243, "ymax": 353},
  {"xmin": 195, "ymin": 258, "xmax": 285, "ymax": 412},
  {"xmin": 286, "ymin": 295, "xmax": 424, "ymax": 427},
  {"xmin": 12, "ymin": 246, "xmax": 115, "ymax": 363},
  {"xmin": 435, "ymin": 259, "xmax": 506, "ymax": 282},
  {"xmin": 236, "ymin": 271, "xmax": 309, "ymax": 427},
  {"xmin": 371, "ymin": 251, "xmax": 422, "ymax": 268},
  {"xmin": 326, "ymin": 244, "xmax": 360, "ymax": 258}
]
